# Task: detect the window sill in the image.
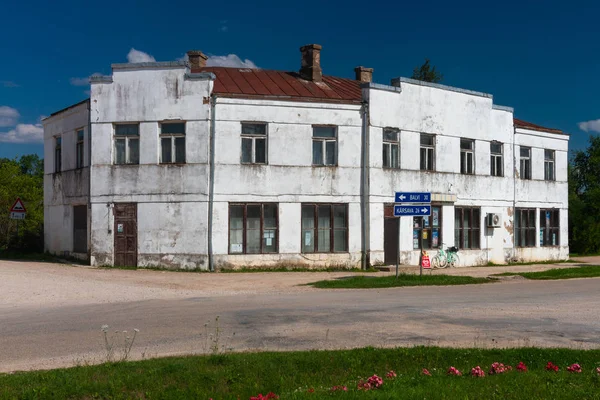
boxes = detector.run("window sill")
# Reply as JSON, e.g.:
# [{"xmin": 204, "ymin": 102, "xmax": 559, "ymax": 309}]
[
  {"xmin": 382, "ymin": 167, "xmax": 401, "ymax": 170},
  {"xmin": 241, "ymin": 163, "xmax": 268, "ymax": 166},
  {"xmin": 312, "ymin": 165, "xmax": 338, "ymax": 167},
  {"xmin": 159, "ymin": 162, "xmax": 187, "ymax": 166}
]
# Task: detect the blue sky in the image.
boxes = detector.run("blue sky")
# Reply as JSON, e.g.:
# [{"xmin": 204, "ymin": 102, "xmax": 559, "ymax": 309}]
[{"xmin": 1, "ymin": 0, "xmax": 598, "ymax": 159}]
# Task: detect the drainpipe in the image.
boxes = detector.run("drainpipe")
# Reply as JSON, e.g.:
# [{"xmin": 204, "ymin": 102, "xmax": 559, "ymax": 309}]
[
  {"xmin": 207, "ymin": 95, "xmax": 217, "ymax": 272},
  {"xmin": 512, "ymin": 123, "xmax": 517, "ymax": 262},
  {"xmin": 360, "ymin": 100, "xmax": 370, "ymax": 270},
  {"xmin": 87, "ymin": 99, "xmax": 92, "ymax": 262}
]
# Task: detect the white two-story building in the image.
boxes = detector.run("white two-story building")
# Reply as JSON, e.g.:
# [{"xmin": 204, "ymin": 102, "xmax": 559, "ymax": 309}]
[{"xmin": 43, "ymin": 44, "xmax": 569, "ymax": 270}]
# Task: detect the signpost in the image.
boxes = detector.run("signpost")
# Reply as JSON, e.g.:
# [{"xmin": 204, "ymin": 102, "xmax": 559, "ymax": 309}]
[
  {"xmin": 393, "ymin": 192, "xmax": 431, "ymax": 278},
  {"xmin": 9, "ymin": 197, "xmax": 26, "ymax": 236}
]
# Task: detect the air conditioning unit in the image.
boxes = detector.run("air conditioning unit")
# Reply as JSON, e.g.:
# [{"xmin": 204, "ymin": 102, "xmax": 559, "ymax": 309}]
[{"xmin": 486, "ymin": 213, "xmax": 502, "ymax": 228}]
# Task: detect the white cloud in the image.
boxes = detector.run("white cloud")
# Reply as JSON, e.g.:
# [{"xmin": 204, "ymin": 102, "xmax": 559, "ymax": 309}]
[
  {"xmin": 127, "ymin": 48, "xmax": 156, "ymax": 63},
  {"xmin": 578, "ymin": 119, "xmax": 600, "ymax": 133},
  {"xmin": 1, "ymin": 81, "xmax": 19, "ymax": 88},
  {"xmin": 219, "ymin": 20, "xmax": 229, "ymax": 32},
  {"xmin": 0, "ymin": 106, "xmax": 20, "ymax": 127},
  {"xmin": 206, "ymin": 54, "xmax": 257, "ymax": 68},
  {"xmin": 0, "ymin": 123, "xmax": 44, "ymax": 144}
]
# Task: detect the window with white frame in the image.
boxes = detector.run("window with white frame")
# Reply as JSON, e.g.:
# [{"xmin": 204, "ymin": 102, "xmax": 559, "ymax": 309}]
[
  {"xmin": 460, "ymin": 139, "xmax": 475, "ymax": 174},
  {"xmin": 241, "ymin": 123, "xmax": 267, "ymax": 164},
  {"xmin": 312, "ymin": 126, "xmax": 337, "ymax": 166},
  {"xmin": 540, "ymin": 209, "xmax": 559, "ymax": 246},
  {"xmin": 490, "ymin": 141, "xmax": 503, "ymax": 176},
  {"xmin": 114, "ymin": 124, "xmax": 140, "ymax": 165},
  {"xmin": 382, "ymin": 128, "xmax": 400, "ymax": 169},
  {"xmin": 161, "ymin": 122, "xmax": 186, "ymax": 164},
  {"xmin": 519, "ymin": 146, "xmax": 531, "ymax": 179},
  {"xmin": 420, "ymin": 133, "xmax": 435, "ymax": 171},
  {"xmin": 544, "ymin": 150, "xmax": 555, "ymax": 181},
  {"xmin": 54, "ymin": 137, "xmax": 62, "ymax": 172},
  {"xmin": 76, "ymin": 129, "xmax": 84, "ymax": 169}
]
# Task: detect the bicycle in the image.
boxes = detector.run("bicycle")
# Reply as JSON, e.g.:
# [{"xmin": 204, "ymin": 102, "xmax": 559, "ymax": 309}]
[{"xmin": 431, "ymin": 244, "xmax": 460, "ymax": 269}]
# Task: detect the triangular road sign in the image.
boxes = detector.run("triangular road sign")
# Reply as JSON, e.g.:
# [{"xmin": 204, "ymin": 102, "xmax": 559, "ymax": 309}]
[{"xmin": 10, "ymin": 198, "xmax": 26, "ymax": 213}]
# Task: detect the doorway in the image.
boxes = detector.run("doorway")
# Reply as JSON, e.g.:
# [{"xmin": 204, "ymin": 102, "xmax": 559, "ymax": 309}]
[
  {"xmin": 113, "ymin": 203, "xmax": 137, "ymax": 267},
  {"xmin": 383, "ymin": 205, "xmax": 399, "ymax": 265}
]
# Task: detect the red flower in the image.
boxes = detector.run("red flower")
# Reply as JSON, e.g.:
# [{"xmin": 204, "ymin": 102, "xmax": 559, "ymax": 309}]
[
  {"xmin": 516, "ymin": 362, "xmax": 527, "ymax": 372},
  {"xmin": 489, "ymin": 362, "xmax": 511, "ymax": 375},
  {"xmin": 250, "ymin": 393, "xmax": 279, "ymax": 400},
  {"xmin": 447, "ymin": 366, "xmax": 462, "ymax": 376},
  {"xmin": 546, "ymin": 362, "xmax": 559, "ymax": 372},
  {"xmin": 367, "ymin": 374, "xmax": 384, "ymax": 389},
  {"xmin": 331, "ymin": 386, "xmax": 348, "ymax": 392},
  {"xmin": 422, "ymin": 368, "xmax": 432, "ymax": 376},
  {"xmin": 471, "ymin": 366, "xmax": 486, "ymax": 377},
  {"xmin": 567, "ymin": 363, "xmax": 582, "ymax": 373},
  {"xmin": 386, "ymin": 370, "xmax": 397, "ymax": 379}
]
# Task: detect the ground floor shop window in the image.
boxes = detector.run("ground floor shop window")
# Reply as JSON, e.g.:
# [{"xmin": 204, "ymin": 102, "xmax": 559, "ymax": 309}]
[
  {"xmin": 454, "ymin": 207, "xmax": 480, "ymax": 249},
  {"xmin": 413, "ymin": 206, "xmax": 441, "ymax": 250},
  {"xmin": 302, "ymin": 204, "xmax": 348, "ymax": 253},
  {"xmin": 540, "ymin": 209, "xmax": 559, "ymax": 246},
  {"xmin": 515, "ymin": 208, "xmax": 536, "ymax": 247},
  {"xmin": 229, "ymin": 203, "xmax": 278, "ymax": 254}
]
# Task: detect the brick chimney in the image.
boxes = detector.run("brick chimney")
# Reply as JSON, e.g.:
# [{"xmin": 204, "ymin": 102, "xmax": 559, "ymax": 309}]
[
  {"xmin": 355, "ymin": 66, "xmax": 373, "ymax": 83},
  {"xmin": 299, "ymin": 44, "xmax": 322, "ymax": 82},
  {"xmin": 187, "ymin": 50, "xmax": 208, "ymax": 71}
]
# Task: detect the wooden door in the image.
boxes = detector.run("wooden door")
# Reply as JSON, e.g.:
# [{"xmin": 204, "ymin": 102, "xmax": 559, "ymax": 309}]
[
  {"xmin": 114, "ymin": 203, "xmax": 137, "ymax": 267},
  {"xmin": 384, "ymin": 217, "xmax": 399, "ymax": 265}
]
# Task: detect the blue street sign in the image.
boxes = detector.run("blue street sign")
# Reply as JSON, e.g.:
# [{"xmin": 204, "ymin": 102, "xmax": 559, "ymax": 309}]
[
  {"xmin": 393, "ymin": 205, "xmax": 431, "ymax": 217},
  {"xmin": 394, "ymin": 192, "xmax": 431, "ymax": 203}
]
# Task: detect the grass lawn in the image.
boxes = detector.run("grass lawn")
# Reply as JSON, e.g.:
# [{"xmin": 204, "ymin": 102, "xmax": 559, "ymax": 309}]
[
  {"xmin": 308, "ymin": 273, "xmax": 492, "ymax": 289},
  {"xmin": 494, "ymin": 265, "xmax": 600, "ymax": 280},
  {"xmin": 2, "ymin": 347, "xmax": 600, "ymax": 399}
]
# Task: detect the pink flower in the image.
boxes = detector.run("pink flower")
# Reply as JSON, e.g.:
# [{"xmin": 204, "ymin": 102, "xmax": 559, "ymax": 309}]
[
  {"xmin": 357, "ymin": 380, "xmax": 372, "ymax": 391},
  {"xmin": 331, "ymin": 386, "xmax": 348, "ymax": 392},
  {"xmin": 447, "ymin": 366, "xmax": 462, "ymax": 376},
  {"xmin": 250, "ymin": 393, "xmax": 279, "ymax": 400},
  {"xmin": 422, "ymin": 368, "xmax": 432, "ymax": 376},
  {"xmin": 367, "ymin": 374, "xmax": 384, "ymax": 389},
  {"xmin": 516, "ymin": 362, "xmax": 527, "ymax": 372},
  {"xmin": 596, "ymin": 367, "xmax": 600, "ymax": 375},
  {"xmin": 546, "ymin": 362, "xmax": 559, "ymax": 372},
  {"xmin": 567, "ymin": 363, "xmax": 582, "ymax": 373},
  {"xmin": 489, "ymin": 362, "xmax": 511, "ymax": 375},
  {"xmin": 471, "ymin": 366, "xmax": 485, "ymax": 377},
  {"xmin": 386, "ymin": 370, "xmax": 397, "ymax": 379},
  {"xmin": 307, "ymin": 388, "xmax": 315, "ymax": 393}
]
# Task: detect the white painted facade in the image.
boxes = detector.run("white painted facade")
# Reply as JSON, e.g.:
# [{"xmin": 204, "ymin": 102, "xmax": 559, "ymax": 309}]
[{"xmin": 43, "ymin": 59, "xmax": 569, "ymax": 269}]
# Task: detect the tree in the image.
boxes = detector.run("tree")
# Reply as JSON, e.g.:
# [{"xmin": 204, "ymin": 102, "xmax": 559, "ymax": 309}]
[{"xmin": 411, "ymin": 59, "xmax": 443, "ymax": 83}]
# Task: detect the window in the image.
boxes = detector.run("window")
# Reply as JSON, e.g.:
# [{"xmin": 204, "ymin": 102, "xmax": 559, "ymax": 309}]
[
  {"xmin": 114, "ymin": 124, "xmax": 140, "ymax": 165},
  {"xmin": 540, "ymin": 209, "xmax": 559, "ymax": 246},
  {"xmin": 413, "ymin": 206, "xmax": 441, "ymax": 249},
  {"xmin": 544, "ymin": 150, "xmax": 555, "ymax": 181},
  {"xmin": 454, "ymin": 208, "xmax": 480, "ymax": 249},
  {"xmin": 312, "ymin": 126, "xmax": 337, "ymax": 166},
  {"xmin": 229, "ymin": 203, "xmax": 278, "ymax": 254},
  {"xmin": 161, "ymin": 122, "xmax": 186, "ymax": 164},
  {"xmin": 241, "ymin": 123, "xmax": 267, "ymax": 164},
  {"xmin": 420, "ymin": 133, "xmax": 435, "ymax": 171},
  {"xmin": 515, "ymin": 208, "xmax": 536, "ymax": 247},
  {"xmin": 490, "ymin": 142, "xmax": 503, "ymax": 177},
  {"xmin": 301, "ymin": 204, "xmax": 347, "ymax": 253},
  {"xmin": 76, "ymin": 129, "xmax": 84, "ymax": 169},
  {"xmin": 54, "ymin": 137, "xmax": 62, "ymax": 172},
  {"xmin": 382, "ymin": 128, "xmax": 399, "ymax": 169},
  {"xmin": 519, "ymin": 146, "xmax": 531, "ymax": 179},
  {"xmin": 460, "ymin": 139, "xmax": 475, "ymax": 174},
  {"xmin": 73, "ymin": 205, "xmax": 87, "ymax": 253}
]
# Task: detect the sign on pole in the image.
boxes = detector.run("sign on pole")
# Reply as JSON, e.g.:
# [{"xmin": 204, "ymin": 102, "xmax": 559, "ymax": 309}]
[
  {"xmin": 394, "ymin": 192, "xmax": 431, "ymax": 203},
  {"xmin": 9, "ymin": 197, "xmax": 26, "ymax": 220},
  {"xmin": 393, "ymin": 205, "xmax": 431, "ymax": 217}
]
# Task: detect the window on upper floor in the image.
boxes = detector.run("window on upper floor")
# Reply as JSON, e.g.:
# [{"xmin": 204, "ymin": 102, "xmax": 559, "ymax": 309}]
[
  {"xmin": 544, "ymin": 150, "xmax": 555, "ymax": 181},
  {"xmin": 519, "ymin": 146, "xmax": 531, "ymax": 179},
  {"xmin": 161, "ymin": 122, "xmax": 186, "ymax": 164},
  {"xmin": 76, "ymin": 129, "xmax": 84, "ymax": 169},
  {"xmin": 460, "ymin": 139, "xmax": 475, "ymax": 175},
  {"xmin": 241, "ymin": 123, "xmax": 267, "ymax": 164},
  {"xmin": 420, "ymin": 133, "xmax": 435, "ymax": 171},
  {"xmin": 114, "ymin": 124, "xmax": 140, "ymax": 165},
  {"xmin": 455, "ymin": 207, "xmax": 480, "ymax": 249},
  {"xmin": 382, "ymin": 128, "xmax": 400, "ymax": 169},
  {"xmin": 229, "ymin": 203, "xmax": 278, "ymax": 254},
  {"xmin": 302, "ymin": 204, "xmax": 348, "ymax": 253},
  {"xmin": 490, "ymin": 141, "xmax": 503, "ymax": 177},
  {"xmin": 515, "ymin": 208, "xmax": 536, "ymax": 247},
  {"xmin": 54, "ymin": 137, "xmax": 62, "ymax": 172},
  {"xmin": 312, "ymin": 126, "xmax": 337, "ymax": 166},
  {"xmin": 540, "ymin": 209, "xmax": 559, "ymax": 247}
]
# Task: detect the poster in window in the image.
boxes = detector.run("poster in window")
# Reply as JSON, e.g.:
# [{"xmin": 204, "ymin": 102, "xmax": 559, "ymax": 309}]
[
  {"xmin": 432, "ymin": 208, "xmax": 439, "ymax": 226},
  {"xmin": 304, "ymin": 232, "xmax": 312, "ymax": 246},
  {"xmin": 422, "ymin": 230, "xmax": 428, "ymax": 240},
  {"xmin": 432, "ymin": 230, "xmax": 439, "ymax": 247},
  {"xmin": 552, "ymin": 233, "xmax": 556, "ymax": 246},
  {"xmin": 414, "ymin": 219, "xmax": 420, "ymax": 228},
  {"xmin": 230, "ymin": 243, "xmax": 243, "ymax": 253},
  {"xmin": 413, "ymin": 238, "xmax": 419, "ymax": 249},
  {"xmin": 117, "ymin": 223, "xmax": 124, "ymax": 233},
  {"xmin": 546, "ymin": 211, "xmax": 550, "ymax": 227},
  {"xmin": 424, "ymin": 217, "xmax": 429, "ymax": 227},
  {"xmin": 539, "ymin": 229, "xmax": 544, "ymax": 246}
]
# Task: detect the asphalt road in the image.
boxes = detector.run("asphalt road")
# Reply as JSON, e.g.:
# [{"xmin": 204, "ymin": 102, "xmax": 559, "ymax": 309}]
[{"xmin": 1, "ymin": 260, "xmax": 600, "ymax": 372}]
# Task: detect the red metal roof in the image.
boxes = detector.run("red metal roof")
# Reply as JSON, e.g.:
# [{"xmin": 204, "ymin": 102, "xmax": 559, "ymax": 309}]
[
  {"xmin": 514, "ymin": 118, "xmax": 563, "ymax": 134},
  {"xmin": 196, "ymin": 67, "xmax": 362, "ymax": 103}
]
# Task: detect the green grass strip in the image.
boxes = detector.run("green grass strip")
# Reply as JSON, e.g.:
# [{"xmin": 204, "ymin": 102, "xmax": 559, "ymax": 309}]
[
  {"xmin": 494, "ymin": 265, "xmax": 600, "ymax": 280},
  {"xmin": 308, "ymin": 273, "xmax": 492, "ymax": 288},
  {"xmin": 2, "ymin": 347, "xmax": 600, "ymax": 399}
]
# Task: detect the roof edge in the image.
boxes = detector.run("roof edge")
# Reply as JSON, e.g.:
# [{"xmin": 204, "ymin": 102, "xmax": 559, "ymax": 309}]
[
  {"xmin": 514, "ymin": 118, "xmax": 565, "ymax": 135},
  {"xmin": 391, "ymin": 77, "xmax": 493, "ymax": 99},
  {"xmin": 112, "ymin": 61, "xmax": 187, "ymax": 71},
  {"xmin": 46, "ymin": 98, "xmax": 90, "ymax": 120},
  {"xmin": 492, "ymin": 104, "xmax": 514, "ymax": 113}
]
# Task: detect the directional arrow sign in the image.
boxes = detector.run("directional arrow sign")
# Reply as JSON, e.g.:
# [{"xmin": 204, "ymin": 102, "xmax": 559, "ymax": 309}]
[
  {"xmin": 393, "ymin": 205, "xmax": 431, "ymax": 217},
  {"xmin": 394, "ymin": 192, "xmax": 431, "ymax": 203}
]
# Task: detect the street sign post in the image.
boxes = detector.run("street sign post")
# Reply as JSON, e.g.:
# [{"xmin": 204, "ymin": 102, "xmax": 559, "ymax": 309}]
[
  {"xmin": 394, "ymin": 192, "xmax": 431, "ymax": 203},
  {"xmin": 9, "ymin": 197, "xmax": 26, "ymax": 236},
  {"xmin": 393, "ymin": 192, "xmax": 431, "ymax": 278}
]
